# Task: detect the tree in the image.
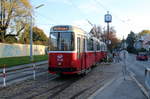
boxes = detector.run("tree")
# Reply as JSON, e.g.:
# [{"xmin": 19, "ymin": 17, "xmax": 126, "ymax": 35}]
[
  {"xmin": 33, "ymin": 27, "xmax": 48, "ymax": 45},
  {"xmin": 101, "ymin": 27, "xmax": 120, "ymax": 51},
  {"xmin": 89, "ymin": 25, "xmax": 102, "ymax": 39},
  {"xmin": 126, "ymin": 31, "xmax": 137, "ymax": 53},
  {"xmin": 19, "ymin": 26, "xmax": 48, "ymax": 45},
  {"xmin": 139, "ymin": 30, "xmax": 150, "ymax": 36},
  {"xmin": 0, "ymin": 0, "xmax": 32, "ymax": 43}
]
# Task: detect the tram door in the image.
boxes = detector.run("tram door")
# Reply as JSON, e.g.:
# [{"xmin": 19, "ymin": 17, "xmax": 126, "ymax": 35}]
[
  {"xmin": 94, "ymin": 41, "xmax": 97, "ymax": 63},
  {"xmin": 82, "ymin": 38, "xmax": 86, "ymax": 71},
  {"xmin": 80, "ymin": 37, "xmax": 86, "ymax": 72},
  {"xmin": 77, "ymin": 37, "xmax": 86, "ymax": 72}
]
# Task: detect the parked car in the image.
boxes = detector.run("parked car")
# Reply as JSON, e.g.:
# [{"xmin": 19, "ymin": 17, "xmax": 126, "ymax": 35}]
[{"xmin": 136, "ymin": 52, "xmax": 148, "ymax": 61}]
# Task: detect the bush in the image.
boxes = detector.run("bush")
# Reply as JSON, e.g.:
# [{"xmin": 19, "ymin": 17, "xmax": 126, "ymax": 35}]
[
  {"xmin": 137, "ymin": 48, "xmax": 147, "ymax": 52},
  {"xmin": 101, "ymin": 57, "xmax": 113, "ymax": 63},
  {"xmin": 127, "ymin": 46, "xmax": 137, "ymax": 54}
]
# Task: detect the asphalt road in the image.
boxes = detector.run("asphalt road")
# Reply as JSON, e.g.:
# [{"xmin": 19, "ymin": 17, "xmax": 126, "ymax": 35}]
[{"xmin": 127, "ymin": 54, "xmax": 150, "ymax": 90}]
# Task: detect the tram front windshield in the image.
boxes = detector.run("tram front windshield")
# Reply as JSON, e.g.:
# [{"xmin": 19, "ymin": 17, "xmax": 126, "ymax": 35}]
[{"xmin": 49, "ymin": 32, "xmax": 74, "ymax": 51}]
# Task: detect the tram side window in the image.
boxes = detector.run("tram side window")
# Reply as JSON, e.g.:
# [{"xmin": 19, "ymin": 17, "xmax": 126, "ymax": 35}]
[
  {"xmin": 104, "ymin": 45, "xmax": 107, "ymax": 51},
  {"xmin": 99, "ymin": 44, "xmax": 102, "ymax": 51},
  {"xmin": 102, "ymin": 45, "xmax": 104, "ymax": 51},
  {"xmin": 104, "ymin": 45, "xmax": 106, "ymax": 51},
  {"xmin": 83, "ymin": 38, "xmax": 85, "ymax": 52},
  {"xmin": 105, "ymin": 45, "xmax": 107, "ymax": 51},
  {"xmin": 77, "ymin": 37, "xmax": 80, "ymax": 58},
  {"xmin": 104, "ymin": 45, "xmax": 105, "ymax": 51},
  {"xmin": 87, "ymin": 39, "xmax": 94, "ymax": 51},
  {"xmin": 97, "ymin": 43, "xmax": 100, "ymax": 51}
]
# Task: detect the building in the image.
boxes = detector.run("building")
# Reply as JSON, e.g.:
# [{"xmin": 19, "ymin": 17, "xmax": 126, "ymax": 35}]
[{"xmin": 134, "ymin": 34, "xmax": 150, "ymax": 51}]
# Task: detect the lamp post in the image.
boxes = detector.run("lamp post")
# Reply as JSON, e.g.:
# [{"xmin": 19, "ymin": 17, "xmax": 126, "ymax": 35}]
[{"xmin": 30, "ymin": 4, "xmax": 44, "ymax": 62}]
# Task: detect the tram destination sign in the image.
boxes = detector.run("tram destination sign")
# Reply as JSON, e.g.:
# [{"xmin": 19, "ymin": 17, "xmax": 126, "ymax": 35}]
[{"xmin": 53, "ymin": 26, "xmax": 69, "ymax": 31}]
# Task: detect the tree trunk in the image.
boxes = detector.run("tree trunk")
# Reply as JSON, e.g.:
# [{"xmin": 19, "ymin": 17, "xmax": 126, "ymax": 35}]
[{"xmin": 0, "ymin": 29, "xmax": 6, "ymax": 42}]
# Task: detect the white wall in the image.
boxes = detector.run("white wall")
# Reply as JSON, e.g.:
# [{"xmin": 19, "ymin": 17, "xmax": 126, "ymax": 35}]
[{"xmin": 0, "ymin": 43, "xmax": 47, "ymax": 58}]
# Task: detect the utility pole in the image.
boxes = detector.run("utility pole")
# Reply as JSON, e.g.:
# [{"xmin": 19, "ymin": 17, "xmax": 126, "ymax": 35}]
[{"xmin": 30, "ymin": 15, "xmax": 33, "ymax": 62}]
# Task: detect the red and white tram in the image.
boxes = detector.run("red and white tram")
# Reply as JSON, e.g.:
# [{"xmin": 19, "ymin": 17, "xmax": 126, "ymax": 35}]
[{"xmin": 48, "ymin": 25, "xmax": 107, "ymax": 75}]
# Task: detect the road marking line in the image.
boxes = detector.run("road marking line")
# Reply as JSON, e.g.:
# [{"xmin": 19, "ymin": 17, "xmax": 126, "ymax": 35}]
[
  {"xmin": 129, "ymin": 71, "xmax": 149, "ymax": 99},
  {"xmin": 88, "ymin": 76, "xmax": 118, "ymax": 99}
]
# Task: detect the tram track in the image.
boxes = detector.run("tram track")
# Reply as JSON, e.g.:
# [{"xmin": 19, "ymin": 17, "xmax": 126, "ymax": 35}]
[
  {"xmin": 2, "ymin": 74, "xmax": 58, "ymax": 98},
  {"xmin": 26, "ymin": 75, "xmax": 81, "ymax": 99},
  {"xmin": 0, "ymin": 62, "xmax": 119, "ymax": 99}
]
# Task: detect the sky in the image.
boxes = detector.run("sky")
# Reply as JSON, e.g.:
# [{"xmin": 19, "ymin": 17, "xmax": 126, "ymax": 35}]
[{"xmin": 30, "ymin": 0, "xmax": 150, "ymax": 39}]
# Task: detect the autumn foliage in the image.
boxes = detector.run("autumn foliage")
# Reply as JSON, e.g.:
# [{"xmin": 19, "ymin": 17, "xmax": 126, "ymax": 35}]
[
  {"xmin": 101, "ymin": 27, "xmax": 120, "ymax": 51},
  {"xmin": 0, "ymin": 0, "xmax": 32, "ymax": 43}
]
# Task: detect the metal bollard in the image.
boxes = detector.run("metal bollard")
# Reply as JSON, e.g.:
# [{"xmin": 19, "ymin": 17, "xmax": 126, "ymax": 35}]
[
  {"xmin": 145, "ymin": 68, "xmax": 150, "ymax": 88},
  {"xmin": 3, "ymin": 64, "xmax": 6, "ymax": 87},
  {"xmin": 145, "ymin": 68, "xmax": 150, "ymax": 98}
]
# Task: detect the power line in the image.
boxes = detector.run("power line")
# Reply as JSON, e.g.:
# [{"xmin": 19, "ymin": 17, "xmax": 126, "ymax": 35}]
[
  {"xmin": 94, "ymin": 0, "xmax": 129, "ymax": 25},
  {"xmin": 94, "ymin": 0, "xmax": 109, "ymax": 11},
  {"xmin": 34, "ymin": 11, "xmax": 58, "ymax": 24},
  {"xmin": 67, "ymin": 1, "xmax": 93, "ymax": 27}
]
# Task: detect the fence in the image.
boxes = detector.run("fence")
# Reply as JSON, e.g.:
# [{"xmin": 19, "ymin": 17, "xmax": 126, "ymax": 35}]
[{"xmin": 0, "ymin": 43, "xmax": 47, "ymax": 58}]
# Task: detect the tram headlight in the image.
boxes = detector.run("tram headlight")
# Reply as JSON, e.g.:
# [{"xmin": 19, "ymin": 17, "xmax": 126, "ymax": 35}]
[{"xmin": 58, "ymin": 62, "xmax": 62, "ymax": 66}]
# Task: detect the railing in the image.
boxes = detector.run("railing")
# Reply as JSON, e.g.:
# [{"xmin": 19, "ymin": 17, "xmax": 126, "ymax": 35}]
[
  {"xmin": 0, "ymin": 61, "xmax": 48, "ymax": 87},
  {"xmin": 145, "ymin": 67, "xmax": 150, "ymax": 98}
]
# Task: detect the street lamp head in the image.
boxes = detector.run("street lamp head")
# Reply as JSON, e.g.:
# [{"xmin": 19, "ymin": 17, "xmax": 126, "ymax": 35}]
[
  {"xmin": 107, "ymin": 11, "xmax": 109, "ymax": 14},
  {"xmin": 35, "ymin": 4, "xmax": 44, "ymax": 9}
]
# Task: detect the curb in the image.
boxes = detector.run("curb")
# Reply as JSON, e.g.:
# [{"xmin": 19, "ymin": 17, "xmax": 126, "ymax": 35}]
[{"xmin": 129, "ymin": 70, "xmax": 149, "ymax": 99}]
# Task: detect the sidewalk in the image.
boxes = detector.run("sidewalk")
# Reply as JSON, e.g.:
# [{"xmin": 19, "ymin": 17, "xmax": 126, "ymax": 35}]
[{"xmin": 89, "ymin": 63, "xmax": 147, "ymax": 99}]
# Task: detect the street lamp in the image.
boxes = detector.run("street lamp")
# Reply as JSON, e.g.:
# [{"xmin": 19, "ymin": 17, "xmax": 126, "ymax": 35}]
[{"xmin": 30, "ymin": 4, "xmax": 44, "ymax": 62}]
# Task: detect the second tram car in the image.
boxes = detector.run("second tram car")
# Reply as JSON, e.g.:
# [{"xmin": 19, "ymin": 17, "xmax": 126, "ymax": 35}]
[{"xmin": 48, "ymin": 25, "xmax": 107, "ymax": 75}]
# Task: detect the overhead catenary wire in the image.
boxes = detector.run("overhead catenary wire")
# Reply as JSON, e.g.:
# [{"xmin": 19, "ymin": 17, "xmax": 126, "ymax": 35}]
[
  {"xmin": 93, "ymin": 0, "xmax": 135, "ymax": 38},
  {"xmin": 69, "ymin": 0, "xmax": 99, "ymax": 35},
  {"xmin": 30, "ymin": 0, "xmax": 60, "ymax": 25},
  {"xmin": 94, "ymin": 0, "xmax": 131, "ymax": 25},
  {"xmin": 34, "ymin": 11, "xmax": 58, "ymax": 25}
]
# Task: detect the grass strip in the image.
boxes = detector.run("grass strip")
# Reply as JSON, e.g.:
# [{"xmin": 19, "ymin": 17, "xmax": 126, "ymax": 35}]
[{"xmin": 0, "ymin": 55, "xmax": 48, "ymax": 68}]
